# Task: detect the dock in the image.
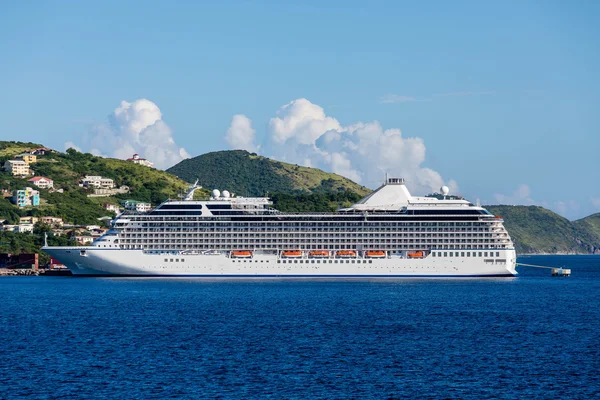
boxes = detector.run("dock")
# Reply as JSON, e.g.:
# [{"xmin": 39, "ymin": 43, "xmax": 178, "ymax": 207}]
[{"xmin": 516, "ymin": 263, "xmax": 571, "ymax": 277}]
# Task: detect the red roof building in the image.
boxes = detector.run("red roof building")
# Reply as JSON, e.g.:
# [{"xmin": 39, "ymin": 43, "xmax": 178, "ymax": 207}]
[{"xmin": 27, "ymin": 176, "xmax": 54, "ymax": 189}]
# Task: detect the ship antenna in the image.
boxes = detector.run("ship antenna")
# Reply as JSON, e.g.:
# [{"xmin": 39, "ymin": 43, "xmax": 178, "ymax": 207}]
[{"xmin": 184, "ymin": 179, "xmax": 202, "ymax": 201}]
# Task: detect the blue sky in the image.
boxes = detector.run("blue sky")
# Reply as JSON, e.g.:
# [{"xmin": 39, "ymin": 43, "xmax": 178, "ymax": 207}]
[{"xmin": 1, "ymin": 0, "xmax": 599, "ymax": 219}]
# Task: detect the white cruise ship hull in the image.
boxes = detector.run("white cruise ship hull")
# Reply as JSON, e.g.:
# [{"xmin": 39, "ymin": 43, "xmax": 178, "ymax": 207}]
[{"xmin": 43, "ymin": 247, "xmax": 518, "ymax": 277}]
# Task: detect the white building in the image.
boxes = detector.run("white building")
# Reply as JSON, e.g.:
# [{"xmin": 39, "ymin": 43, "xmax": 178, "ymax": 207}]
[
  {"xmin": 122, "ymin": 200, "xmax": 152, "ymax": 213},
  {"xmin": 16, "ymin": 224, "xmax": 34, "ymax": 233},
  {"xmin": 40, "ymin": 216, "xmax": 64, "ymax": 227},
  {"xmin": 28, "ymin": 176, "xmax": 54, "ymax": 189},
  {"xmin": 104, "ymin": 203, "xmax": 122, "ymax": 214},
  {"xmin": 81, "ymin": 175, "xmax": 115, "ymax": 189},
  {"xmin": 127, "ymin": 154, "xmax": 154, "ymax": 168},
  {"xmin": 3, "ymin": 160, "xmax": 30, "ymax": 177}
]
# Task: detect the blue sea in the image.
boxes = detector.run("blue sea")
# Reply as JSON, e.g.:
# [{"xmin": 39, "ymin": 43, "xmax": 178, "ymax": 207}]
[{"xmin": 1, "ymin": 255, "xmax": 599, "ymax": 399}]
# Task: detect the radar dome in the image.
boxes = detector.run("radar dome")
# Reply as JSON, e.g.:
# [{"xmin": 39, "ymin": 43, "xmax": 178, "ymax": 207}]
[
  {"xmin": 222, "ymin": 190, "xmax": 230, "ymax": 198},
  {"xmin": 441, "ymin": 186, "xmax": 450, "ymax": 196},
  {"xmin": 212, "ymin": 189, "xmax": 221, "ymax": 198}
]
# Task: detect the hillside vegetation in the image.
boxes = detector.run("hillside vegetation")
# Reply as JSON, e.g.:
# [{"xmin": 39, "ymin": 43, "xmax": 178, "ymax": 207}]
[
  {"xmin": 0, "ymin": 142, "xmax": 208, "ymax": 226},
  {"xmin": 167, "ymin": 150, "xmax": 371, "ymax": 197},
  {"xmin": 574, "ymin": 213, "xmax": 600, "ymax": 244},
  {"xmin": 486, "ymin": 205, "xmax": 599, "ymax": 254}
]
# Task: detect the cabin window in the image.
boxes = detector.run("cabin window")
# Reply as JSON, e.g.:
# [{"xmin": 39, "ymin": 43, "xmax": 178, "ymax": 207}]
[
  {"xmin": 496, "ymin": 252, "xmax": 500, "ymax": 257},
  {"xmin": 170, "ymin": 259, "xmax": 173, "ymax": 262},
  {"xmin": 461, "ymin": 252, "xmax": 465, "ymax": 257},
  {"xmin": 467, "ymin": 252, "xmax": 470, "ymax": 257},
  {"xmin": 432, "ymin": 252, "xmax": 436, "ymax": 257},
  {"xmin": 484, "ymin": 252, "xmax": 488, "ymax": 257}
]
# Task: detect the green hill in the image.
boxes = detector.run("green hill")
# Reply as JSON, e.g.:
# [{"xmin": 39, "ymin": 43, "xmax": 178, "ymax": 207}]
[
  {"xmin": 0, "ymin": 143, "xmax": 208, "ymax": 226},
  {"xmin": 574, "ymin": 213, "xmax": 600, "ymax": 244},
  {"xmin": 486, "ymin": 205, "xmax": 599, "ymax": 254},
  {"xmin": 166, "ymin": 150, "xmax": 371, "ymax": 197}
]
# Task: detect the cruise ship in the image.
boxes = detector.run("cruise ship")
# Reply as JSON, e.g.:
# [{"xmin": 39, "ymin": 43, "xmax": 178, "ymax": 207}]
[{"xmin": 43, "ymin": 178, "xmax": 517, "ymax": 277}]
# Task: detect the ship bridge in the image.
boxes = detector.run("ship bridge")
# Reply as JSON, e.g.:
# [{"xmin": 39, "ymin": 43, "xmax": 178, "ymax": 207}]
[{"xmin": 341, "ymin": 178, "xmax": 472, "ymax": 212}]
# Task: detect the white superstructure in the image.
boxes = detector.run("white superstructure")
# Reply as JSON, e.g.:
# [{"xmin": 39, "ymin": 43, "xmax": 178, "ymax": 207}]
[{"xmin": 43, "ymin": 178, "xmax": 517, "ymax": 277}]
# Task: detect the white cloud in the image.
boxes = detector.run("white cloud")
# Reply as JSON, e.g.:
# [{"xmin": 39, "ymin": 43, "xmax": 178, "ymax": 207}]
[
  {"xmin": 226, "ymin": 115, "xmax": 258, "ymax": 153},
  {"xmin": 64, "ymin": 141, "xmax": 81, "ymax": 152},
  {"xmin": 433, "ymin": 91, "xmax": 495, "ymax": 97},
  {"xmin": 494, "ymin": 184, "xmax": 535, "ymax": 205},
  {"xmin": 380, "ymin": 91, "xmax": 495, "ymax": 104},
  {"xmin": 269, "ymin": 98, "xmax": 341, "ymax": 144},
  {"xmin": 379, "ymin": 94, "xmax": 417, "ymax": 104},
  {"xmin": 225, "ymin": 98, "xmax": 457, "ymax": 195},
  {"xmin": 66, "ymin": 99, "xmax": 190, "ymax": 169},
  {"xmin": 494, "ymin": 185, "xmax": 583, "ymax": 219}
]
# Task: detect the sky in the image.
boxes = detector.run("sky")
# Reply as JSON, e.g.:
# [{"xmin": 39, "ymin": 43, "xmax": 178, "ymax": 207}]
[{"xmin": 1, "ymin": 0, "xmax": 599, "ymax": 220}]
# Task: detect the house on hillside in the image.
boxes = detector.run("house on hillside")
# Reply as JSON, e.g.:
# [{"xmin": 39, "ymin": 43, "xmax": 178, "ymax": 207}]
[
  {"xmin": 27, "ymin": 147, "xmax": 53, "ymax": 156},
  {"xmin": 3, "ymin": 160, "xmax": 31, "ymax": 177},
  {"xmin": 1, "ymin": 225, "xmax": 18, "ymax": 232},
  {"xmin": 104, "ymin": 203, "xmax": 122, "ymax": 214},
  {"xmin": 71, "ymin": 235, "xmax": 94, "ymax": 245},
  {"xmin": 81, "ymin": 175, "xmax": 115, "ymax": 189},
  {"xmin": 28, "ymin": 176, "xmax": 54, "ymax": 189},
  {"xmin": 40, "ymin": 216, "xmax": 64, "ymax": 227},
  {"xmin": 127, "ymin": 153, "xmax": 154, "ymax": 168},
  {"xmin": 89, "ymin": 186, "xmax": 129, "ymax": 197},
  {"xmin": 12, "ymin": 187, "xmax": 40, "ymax": 207},
  {"xmin": 15, "ymin": 153, "xmax": 37, "ymax": 164},
  {"xmin": 16, "ymin": 224, "xmax": 34, "ymax": 233},
  {"xmin": 19, "ymin": 216, "xmax": 39, "ymax": 225},
  {"xmin": 122, "ymin": 200, "xmax": 152, "ymax": 213}
]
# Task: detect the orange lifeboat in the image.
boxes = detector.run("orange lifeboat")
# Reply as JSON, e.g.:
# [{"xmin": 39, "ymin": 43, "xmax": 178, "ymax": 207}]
[
  {"xmin": 282, "ymin": 250, "xmax": 303, "ymax": 258},
  {"xmin": 232, "ymin": 250, "xmax": 253, "ymax": 258},
  {"xmin": 336, "ymin": 250, "xmax": 357, "ymax": 258},
  {"xmin": 309, "ymin": 250, "xmax": 330, "ymax": 258},
  {"xmin": 365, "ymin": 250, "xmax": 386, "ymax": 258},
  {"xmin": 407, "ymin": 251, "xmax": 424, "ymax": 258}
]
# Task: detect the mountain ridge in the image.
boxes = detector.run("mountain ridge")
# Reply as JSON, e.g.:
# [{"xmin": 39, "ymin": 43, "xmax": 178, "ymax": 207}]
[{"xmin": 166, "ymin": 150, "xmax": 371, "ymax": 197}]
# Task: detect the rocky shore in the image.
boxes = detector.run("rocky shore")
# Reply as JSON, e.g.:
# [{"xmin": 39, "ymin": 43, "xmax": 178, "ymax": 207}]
[{"xmin": 0, "ymin": 268, "xmax": 72, "ymax": 276}]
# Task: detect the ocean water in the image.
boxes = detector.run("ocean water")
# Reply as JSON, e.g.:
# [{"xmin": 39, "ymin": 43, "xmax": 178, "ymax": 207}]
[{"xmin": 1, "ymin": 255, "xmax": 599, "ymax": 399}]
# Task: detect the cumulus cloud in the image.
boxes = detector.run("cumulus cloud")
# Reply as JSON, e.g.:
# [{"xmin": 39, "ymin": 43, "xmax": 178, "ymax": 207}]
[
  {"xmin": 225, "ymin": 98, "xmax": 457, "ymax": 195},
  {"xmin": 226, "ymin": 115, "xmax": 258, "ymax": 153},
  {"xmin": 66, "ymin": 99, "xmax": 190, "ymax": 169},
  {"xmin": 494, "ymin": 185, "xmax": 583, "ymax": 218},
  {"xmin": 64, "ymin": 141, "xmax": 81, "ymax": 152},
  {"xmin": 494, "ymin": 184, "xmax": 535, "ymax": 205}
]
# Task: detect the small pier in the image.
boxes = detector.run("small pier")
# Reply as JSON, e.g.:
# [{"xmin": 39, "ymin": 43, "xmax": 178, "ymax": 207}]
[{"xmin": 516, "ymin": 263, "xmax": 571, "ymax": 277}]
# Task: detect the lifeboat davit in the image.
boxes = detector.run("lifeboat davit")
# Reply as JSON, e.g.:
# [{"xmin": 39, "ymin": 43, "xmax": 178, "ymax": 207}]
[
  {"xmin": 282, "ymin": 250, "xmax": 303, "ymax": 258},
  {"xmin": 232, "ymin": 250, "xmax": 253, "ymax": 258},
  {"xmin": 309, "ymin": 250, "xmax": 330, "ymax": 258},
  {"xmin": 407, "ymin": 251, "xmax": 424, "ymax": 258},
  {"xmin": 365, "ymin": 250, "xmax": 386, "ymax": 258},
  {"xmin": 336, "ymin": 250, "xmax": 357, "ymax": 258}
]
